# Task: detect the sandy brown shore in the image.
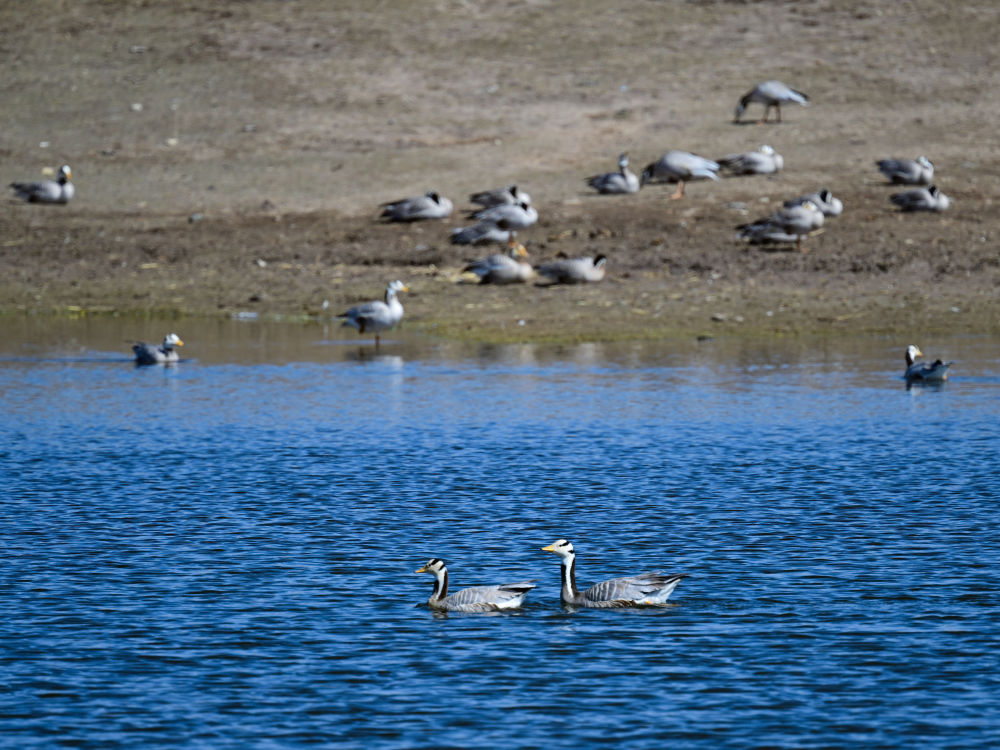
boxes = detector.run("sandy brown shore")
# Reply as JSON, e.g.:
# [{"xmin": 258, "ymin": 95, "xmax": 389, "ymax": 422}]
[{"xmin": 2, "ymin": 1, "xmax": 998, "ymax": 343}]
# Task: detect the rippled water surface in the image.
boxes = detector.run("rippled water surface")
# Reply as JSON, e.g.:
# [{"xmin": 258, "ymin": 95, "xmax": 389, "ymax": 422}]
[{"xmin": 3, "ymin": 319, "xmax": 999, "ymax": 748}]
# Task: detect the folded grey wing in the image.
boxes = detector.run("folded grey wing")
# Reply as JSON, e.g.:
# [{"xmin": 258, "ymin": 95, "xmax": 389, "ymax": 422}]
[
  {"xmin": 583, "ymin": 573, "xmax": 685, "ymax": 605},
  {"xmin": 445, "ymin": 582, "xmax": 536, "ymax": 612}
]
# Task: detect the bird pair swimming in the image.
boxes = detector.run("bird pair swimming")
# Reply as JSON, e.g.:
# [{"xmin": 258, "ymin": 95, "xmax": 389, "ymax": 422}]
[{"xmin": 415, "ymin": 539, "xmax": 686, "ymax": 613}]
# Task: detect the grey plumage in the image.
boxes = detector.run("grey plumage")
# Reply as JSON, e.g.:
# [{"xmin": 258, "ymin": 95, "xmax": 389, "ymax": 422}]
[
  {"xmin": 542, "ymin": 539, "xmax": 686, "ymax": 608},
  {"xmin": 734, "ymin": 80, "xmax": 809, "ymax": 123},
  {"xmin": 719, "ymin": 144, "xmax": 784, "ymax": 175},
  {"xmin": 10, "ymin": 164, "xmax": 74, "ymax": 204},
  {"xmin": 586, "ymin": 152, "xmax": 640, "ymax": 194},
  {"xmin": 379, "ymin": 191, "xmax": 453, "ymax": 221},
  {"xmin": 337, "ymin": 280, "xmax": 408, "ymax": 348},
  {"xmin": 640, "ymin": 151, "xmax": 720, "ymax": 199},
  {"xmin": 450, "ymin": 220, "xmax": 515, "ymax": 246},
  {"xmin": 877, "ymin": 156, "xmax": 934, "ymax": 185},
  {"xmin": 415, "ymin": 558, "xmax": 536, "ymax": 613},
  {"xmin": 904, "ymin": 344, "xmax": 952, "ymax": 382},
  {"xmin": 463, "ymin": 238, "xmax": 534, "ymax": 284},
  {"xmin": 467, "ymin": 200, "xmax": 538, "ymax": 228},
  {"xmin": 784, "ymin": 189, "xmax": 843, "ymax": 217},
  {"xmin": 469, "ymin": 184, "xmax": 531, "ymax": 209},
  {"xmin": 537, "ymin": 254, "xmax": 607, "ymax": 284},
  {"xmin": 890, "ymin": 185, "xmax": 950, "ymax": 212},
  {"xmin": 132, "ymin": 333, "xmax": 183, "ymax": 365},
  {"xmin": 738, "ymin": 200, "xmax": 824, "ymax": 250}
]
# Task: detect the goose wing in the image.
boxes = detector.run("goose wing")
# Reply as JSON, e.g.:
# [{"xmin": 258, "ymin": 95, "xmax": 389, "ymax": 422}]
[
  {"xmin": 442, "ymin": 582, "xmax": 537, "ymax": 612},
  {"xmin": 582, "ymin": 573, "xmax": 687, "ymax": 606}
]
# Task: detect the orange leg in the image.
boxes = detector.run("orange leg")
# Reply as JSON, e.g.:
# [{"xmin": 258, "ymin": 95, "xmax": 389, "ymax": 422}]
[{"xmin": 669, "ymin": 181, "xmax": 686, "ymax": 200}]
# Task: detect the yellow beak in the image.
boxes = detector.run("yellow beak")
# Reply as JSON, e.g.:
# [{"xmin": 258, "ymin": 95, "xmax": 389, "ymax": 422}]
[
  {"xmin": 541, "ymin": 543, "xmax": 557, "ymax": 552},
  {"xmin": 415, "ymin": 565, "xmax": 428, "ymax": 574}
]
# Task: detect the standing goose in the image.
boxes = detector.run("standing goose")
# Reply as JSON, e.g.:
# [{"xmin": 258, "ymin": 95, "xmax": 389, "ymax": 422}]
[
  {"xmin": 904, "ymin": 345, "xmax": 952, "ymax": 382},
  {"xmin": 890, "ymin": 185, "xmax": 950, "ymax": 212},
  {"xmin": 470, "ymin": 184, "xmax": 531, "ymax": 209},
  {"xmin": 415, "ymin": 558, "xmax": 536, "ymax": 613},
  {"xmin": 462, "ymin": 236, "xmax": 534, "ymax": 284},
  {"xmin": 131, "ymin": 333, "xmax": 184, "ymax": 365},
  {"xmin": 734, "ymin": 80, "xmax": 809, "ymax": 124},
  {"xmin": 586, "ymin": 152, "xmax": 640, "ymax": 194},
  {"xmin": 10, "ymin": 164, "xmax": 74, "ymax": 204},
  {"xmin": 542, "ymin": 539, "xmax": 686, "ymax": 608},
  {"xmin": 537, "ymin": 254, "xmax": 607, "ymax": 284},
  {"xmin": 877, "ymin": 156, "xmax": 934, "ymax": 185},
  {"xmin": 784, "ymin": 189, "xmax": 843, "ymax": 217},
  {"xmin": 718, "ymin": 144, "xmax": 784, "ymax": 175},
  {"xmin": 640, "ymin": 150, "xmax": 720, "ymax": 199},
  {"xmin": 379, "ymin": 191, "xmax": 453, "ymax": 221},
  {"xmin": 737, "ymin": 200, "xmax": 824, "ymax": 251},
  {"xmin": 337, "ymin": 280, "xmax": 408, "ymax": 348}
]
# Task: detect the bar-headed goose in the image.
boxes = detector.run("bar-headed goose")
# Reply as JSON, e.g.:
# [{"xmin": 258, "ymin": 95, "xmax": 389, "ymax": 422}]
[
  {"xmin": 877, "ymin": 156, "xmax": 934, "ymax": 185},
  {"xmin": 904, "ymin": 345, "xmax": 952, "ymax": 382},
  {"xmin": 132, "ymin": 333, "xmax": 184, "ymax": 365},
  {"xmin": 467, "ymin": 200, "xmax": 538, "ymax": 229},
  {"xmin": 379, "ymin": 191, "xmax": 453, "ymax": 222},
  {"xmin": 737, "ymin": 200, "xmax": 824, "ymax": 251},
  {"xmin": 450, "ymin": 220, "xmax": 514, "ymax": 246},
  {"xmin": 784, "ymin": 189, "xmax": 843, "ymax": 217},
  {"xmin": 719, "ymin": 144, "xmax": 784, "ymax": 175},
  {"xmin": 542, "ymin": 539, "xmax": 686, "ymax": 608},
  {"xmin": 463, "ymin": 236, "xmax": 534, "ymax": 284},
  {"xmin": 586, "ymin": 152, "xmax": 640, "ymax": 194},
  {"xmin": 415, "ymin": 558, "xmax": 536, "ymax": 613},
  {"xmin": 890, "ymin": 185, "xmax": 950, "ymax": 212},
  {"xmin": 469, "ymin": 184, "xmax": 531, "ymax": 209},
  {"xmin": 537, "ymin": 254, "xmax": 607, "ymax": 284},
  {"xmin": 337, "ymin": 280, "xmax": 408, "ymax": 348},
  {"xmin": 734, "ymin": 80, "xmax": 809, "ymax": 124},
  {"xmin": 640, "ymin": 151, "xmax": 720, "ymax": 199},
  {"xmin": 11, "ymin": 164, "xmax": 74, "ymax": 204}
]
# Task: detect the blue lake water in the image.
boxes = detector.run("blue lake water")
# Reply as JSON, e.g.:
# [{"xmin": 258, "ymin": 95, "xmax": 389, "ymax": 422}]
[{"xmin": 2, "ymin": 320, "xmax": 999, "ymax": 748}]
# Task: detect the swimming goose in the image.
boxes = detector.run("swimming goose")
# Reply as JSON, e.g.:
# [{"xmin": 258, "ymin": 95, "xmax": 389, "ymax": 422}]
[
  {"xmin": 719, "ymin": 144, "xmax": 784, "ymax": 175},
  {"xmin": 379, "ymin": 191, "xmax": 453, "ymax": 221},
  {"xmin": 415, "ymin": 558, "xmax": 536, "ymax": 613},
  {"xmin": 10, "ymin": 164, "xmax": 74, "ymax": 204},
  {"xmin": 877, "ymin": 156, "xmax": 934, "ymax": 185},
  {"xmin": 738, "ymin": 200, "xmax": 824, "ymax": 251},
  {"xmin": 586, "ymin": 152, "xmax": 641, "ymax": 194},
  {"xmin": 784, "ymin": 189, "xmax": 843, "ymax": 217},
  {"xmin": 337, "ymin": 280, "xmax": 408, "ymax": 348},
  {"xmin": 890, "ymin": 185, "xmax": 950, "ymax": 212},
  {"xmin": 537, "ymin": 254, "xmax": 607, "ymax": 284},
  {"xmin": 904, "ymin": 345, "xmax": 952, "ymax": 382},
  {"xmin": 470, "ymin": 184, "xmax": 532, "ymax": 209},
  {"xmin": 132, "ymin": 333, "xmax": 183, "ymax": 365},
  {"xmin": 463, "ymin": 237, "xmax": 534, "ymax": 284},
  {"xmin": 734, "ymin": 80, "xmax": 809, "ymax": 124},
  {"xmin": 542, "ymin": 539, "xmax": 686, "ymax": 608},
  {"xmin": 467, "ymin": 200, "xmax": 538, "ymax": 228},
  {"xmin": 450, "ymin": 220, "xmax": 515, "ymax": 246},
  {"xmin": 640, "ymin": 151, "xmax": 720, "ymax": 199}
]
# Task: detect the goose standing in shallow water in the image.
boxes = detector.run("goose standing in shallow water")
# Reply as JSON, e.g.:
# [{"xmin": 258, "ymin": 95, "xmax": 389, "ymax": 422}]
[
  {"xmin": 719, "ymin": 144, "xmax": 784, "ymax": 175},
  {"xmin": 904, "ymin": 345, "xmax": 952, "ymax": 382},
  {"xmin": 542, "ymin": 539, "xmax": 686, "ymax": 608},
  {"xmin": 890, "ymin": 185, "xmax": 950, "ymax": 212},
  {"xmin": 337, "ymin": 280, "xmax": 408, "ymax": 348},
  {"xmin": 379, "ymin": 191, "xmax": 453, "ymax": 221},
  {"xmin": 877, "ymin": 156, "xmax": 934, "ymax": 185},
  {"xmin": 132, "ymin": 333, "xmax": 183, "ymax": 365},
  {"xmin": 586, "ymin": 152, "xmax": 640, "ymax": 194},
  {"xmin": 10, "ymin": 164, "xmax": 74, "ymax": 204},
  {"xmin": 537, "ymin": 254, "xmax": 607, "ymax": 284},
  {"xmin": 734, "ymin": 80, "xmax": 809, "ymax": 124},
  {"xmin": 462, "ymin": 236, "xmax": 534, "ymax": 284},
  {"xmin": 415, "ymin": 558, "xmax": 536, "ymax": 613},
  {"xmin": 640, "ymin": 151, "xmax": 720, "ymax": 199},
  {"xmin": 469, "ymin": 184, "xmax": 531, "ymax": 209},
  {"xmin": 784, "ymin": 189, "xmax": 843, "ymax": 217}
]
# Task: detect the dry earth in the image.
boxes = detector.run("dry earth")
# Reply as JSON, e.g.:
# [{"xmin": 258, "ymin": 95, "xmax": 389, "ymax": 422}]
[{"xmin": 2, "ymin": 0, "xmax": 999, "ymax": 342}]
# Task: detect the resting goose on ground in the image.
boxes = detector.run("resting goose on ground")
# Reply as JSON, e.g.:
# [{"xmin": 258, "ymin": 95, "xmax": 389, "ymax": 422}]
[
  {"xmin": 10, "ymin": 164, "xmax": 74, "ymax": 204},
  {"xmin": 337, "ymin": 280, "xmax": 408, "ymax": 348},
  {"xmin": 450, "ymin": 220, "xmax": 514, "ymax": 246},
  {"xmin": 462, "ymin": 237, "xmax": 533, "ymax": 284},
  {"xmin": 586, "ymin": 152, "xmax": 640, "ymax": 194},
  {"xmin": 542, "ymin": 539, "xmax": 686, "ymax": 608},
  {"xmin": 719, "ymin": 144, "xmax": 784, "ymax": 175},
  {"xmin": 537, "ymin": 254, "xmax": 607, "ymax": 284},
  {"xmin": 640, "ymin": 151, "xmax": 720, "ymax": 199},
  {"xmin": 469, "ymin": 184, "xmax": 531, "ymax": 209},
  {"xmin": 784, "ymin": 189, "xmax": 843, "ymax": 217},
  {"xmin": 467, "ymin": 200, "xmax": 538, "ymax": 228},
  {"xmin": 132, "ymin": 333, "xmax": 183, "ymax": 365},
  {"xmin": 415, "ymin": 558, "xmax": 536, "ymax": 613},
  {"xmin": 379, "ymin": 191, "xmax": 453, "ymax": 222},
  {"xmin": 890, "ymin": 185, "xmax": 950, "ymax": 212},
  {"xmin": 738, "ymin": 200, "xmax": 824, "ymax": 251},
  {"xmin": 734, "ymin": 80, "xmax": 809, "ymax": 124},
  {"xmin": 904, "ymin": 345, "xmax": 952, "ymax": 382},
  {"xmin": 877, "ymin": 156, "xmax": 934, "ymax": 185}
]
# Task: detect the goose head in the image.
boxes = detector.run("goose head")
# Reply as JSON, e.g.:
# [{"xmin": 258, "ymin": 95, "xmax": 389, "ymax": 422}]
[
  {"xmin": 163, "ymin": 333, "xmax": 184, "ymax": 350},
  {"xmin": 415, "ymin": 558, "xmax": 447, "ymax": 576},
  {"xmin": 905, "ymin": 345, "xmax": 923, "ymax": 367},
  {"xmin": 542, "ymin": 539, "xmax": 575, "ymax": 560},
  {"xmin": 759, "ymin": 144, "xmax": 775, "ymax": 155},
  {"xmin": 618, "ymin": 152, "xmax": 630, "ymax": 169},
  {"xmin": 917, "ymin": 156, "xmax": 933, "ymax": 170},
  {"xmin": 58, "ymin": 165, "xmax": 73, "ymax": 184}
]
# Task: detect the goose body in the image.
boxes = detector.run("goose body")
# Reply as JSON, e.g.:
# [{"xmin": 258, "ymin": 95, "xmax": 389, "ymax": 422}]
[
  {"xmin": 470, "ymin": 184, "xmax": 531, "ymax": 209},
  {"xmin": 890, "ymin": 185, "xmax": 950, "ymax": 212},
  {"xmin": 537, "ymin": 254, "xmax": 607, "ymax": 284},
  {"xmin": 467, "ymin": 200, "xmax": 538, "ymax": 229},
  {"xmin": 784, "ymin": 189, "xmax": 843, "ymax": 217},
  {"xmin": 586, "ymin": 152, "xmax": 640, "ymax": 194},
  {"xmin": 738, "ymin": 200, "xmax": 824, "ymax": 250},
  {"xmin": 11, "ymin": 164, "xmax": 74, "ymax": 204},
  {"xmin": 719, "ymin": 144, "xmax": 784, "ymax": 175},
  {"xmin": 640, "ymin": 151, "xmax": 719, "ymax": 199},
  {"xmin": 379, "ymin": 191, "xmax": 453, "ymax": 221},
  {"xmin": 415, "ymin": 558, "xmax": 536, "ymax": 613},
  {"xmin": 734, "ymin": 80, "xmax": 809, "ymax": 123},
  {"xmin": 463, "ymin": 238, "xmax": 534, "ymax": 284},
  {"xmin": 542, "ymin": 539, "xmax": 686, "ymax": 608},
  {"xmin": 132, "ymin": 333, "xmax": 184, "ymax": 365},
  {"xmin": 450, "ymin": 220, "xmax": 514, "ymax": 246},
  {"xmin": 904, "ymin": 344, "xmax": 952, "ymax": 382},
  {"xmin": 337, "ymin": 280, "xmax": 408, "ymax": 347},
  {"xmin": 877, "ymin": 156, "xmax": 934, "ymax": 185}
]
